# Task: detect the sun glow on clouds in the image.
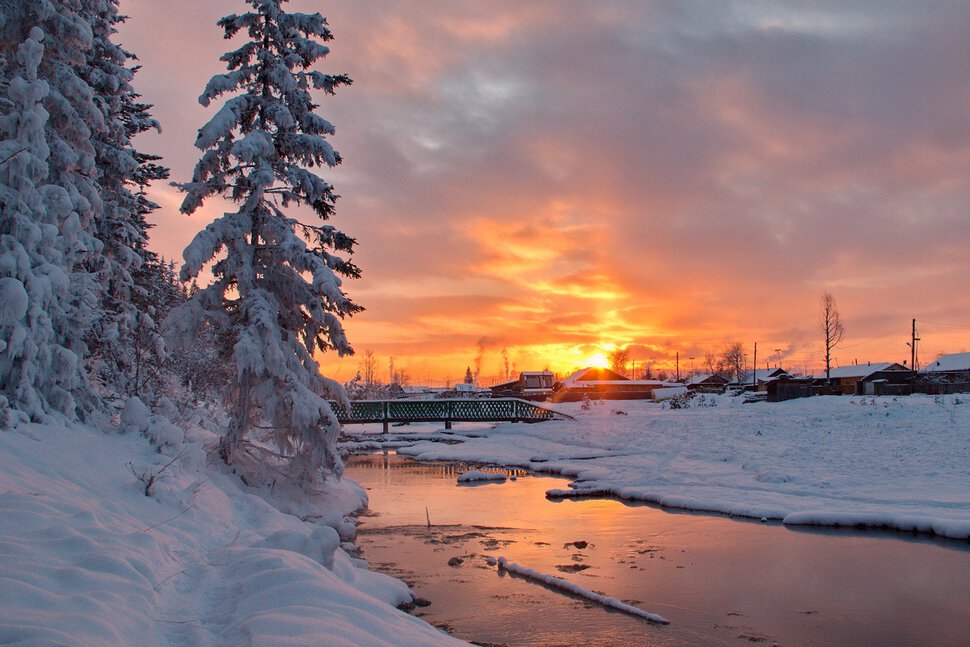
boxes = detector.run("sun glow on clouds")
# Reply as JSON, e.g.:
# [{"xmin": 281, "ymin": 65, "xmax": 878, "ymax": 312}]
[{"xmin": 121, "ymin": 0, "xmax": 970, "ymax": 383}]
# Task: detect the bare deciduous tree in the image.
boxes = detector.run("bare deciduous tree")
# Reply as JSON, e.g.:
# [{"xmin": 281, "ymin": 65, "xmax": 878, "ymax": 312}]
[
  {"xmin": 608, "ymin": 347, "xmax": 631, "ymax": 376},
  {"xmin": 821, "ymin": 292, "xmax": 845, "ymax": 382},
  {"xmin": 721, "ymin": 342, "xmax": 745, "ymax": 383},
  {"xmin": 704, "ymin": 349, "xmax": 726, "ymax": 377},
  {"xmin": 392, "ymin": 367, "xmax": 411, "ymax": 387},
  {"xmin": 359, "ymin": 349, "xmax": 379, "ymax": 389}
]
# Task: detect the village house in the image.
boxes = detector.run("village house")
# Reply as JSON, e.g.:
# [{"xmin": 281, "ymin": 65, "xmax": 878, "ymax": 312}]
[
  {"xmin": 815, "ymin": 362, "xmax": 912, "ymax": 395},
  {"xmin": 552, "ymin": 367, "xmax": 662, "ymax": 402},
  {"xmin": 921, "ymin": 352, "xmax": 970, "ymax": 383},
  {"xmin": 685, "ymin": 373, "xmax": 730, "ymax": 393},
  {"xmin": 489, "ymin": 371, "xmax": 556, "ymax": 401},
  {"xmin": 734, "ymin": 367, "xmax": 791, "ymax": 391}
]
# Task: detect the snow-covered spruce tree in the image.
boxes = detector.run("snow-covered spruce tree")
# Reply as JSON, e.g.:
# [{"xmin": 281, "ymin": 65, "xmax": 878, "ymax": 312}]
[
  {"xmin": 83, "ymin": 1, "xmax": 169, "ymax": 400},
  {"xmin": 1, "ymin": 2, "xmax": 164, "ymax": 419},
  {"xmin": 0, "ymin": 26, "xmax": 89, "ymax": 421},
  {"xmin": 127, "ymin": 97, "xmax": 174, "ymax": 401},
  {"xmin": 0, "ymin": 1, "xmax": 113, "ymax": 420},
  {"xmin": 35, "ymin": 2, "xmax": 105, "ymax": 403},
  {"xmin": 172, "ymin": 0, "xmax": 361, "ymax": 483}
]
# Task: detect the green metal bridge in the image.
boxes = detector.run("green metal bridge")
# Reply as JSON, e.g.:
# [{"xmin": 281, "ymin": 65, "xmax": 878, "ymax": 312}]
[{"xmin": 332, "ymin": 398, "xmax": 573, "ymax": 431}]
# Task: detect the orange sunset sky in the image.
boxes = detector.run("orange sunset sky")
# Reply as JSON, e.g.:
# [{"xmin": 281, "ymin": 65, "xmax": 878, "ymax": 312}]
[{"xmin": 118, "ymin": 1, "xmax": 970, "ymax": 385}]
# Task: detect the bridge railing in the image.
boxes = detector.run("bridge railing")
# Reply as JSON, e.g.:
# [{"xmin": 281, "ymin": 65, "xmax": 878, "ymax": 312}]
[{"xmin": 331, "ymin": 398, "xmax": 571, "ymax": 425}]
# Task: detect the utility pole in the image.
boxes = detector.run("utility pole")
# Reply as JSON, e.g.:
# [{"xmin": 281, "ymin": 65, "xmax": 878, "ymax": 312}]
[
  {"xmin": 752, "ymin": 342, "xmax": 758, "ymax": 387},
  {"xmin": 676, "ymin": 352, "xmax": 680, "ymax": 382},
  {"xmin": 911, "ymin": 319, "xmax": 920, "ymax": 371}
]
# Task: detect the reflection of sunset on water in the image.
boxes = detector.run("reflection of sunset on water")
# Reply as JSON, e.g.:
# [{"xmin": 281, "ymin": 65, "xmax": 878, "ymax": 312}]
[{"xmin": 349, "ymin": 453, "xmax": 970, "ymax": 646}]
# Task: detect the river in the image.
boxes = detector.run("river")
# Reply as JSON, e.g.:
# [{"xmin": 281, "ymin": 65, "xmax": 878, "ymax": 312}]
[{"xmin": 345, "ymin": 452, "xmax": 970, "ymax": 647}]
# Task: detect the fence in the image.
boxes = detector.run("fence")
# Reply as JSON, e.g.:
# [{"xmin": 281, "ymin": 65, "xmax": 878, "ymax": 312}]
[{"xmin": 868, "ymin": 382, "xmax": 970, "ymax": 396}]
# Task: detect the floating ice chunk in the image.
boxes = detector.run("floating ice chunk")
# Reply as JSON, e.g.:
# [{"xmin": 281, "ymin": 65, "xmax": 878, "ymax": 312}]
[
  {"xmin": 457, "ymin": 470, "xmax": 507, "ymax": 483},
  {"xmin": 496, "ymin": 556, "xmax": 669, "ymax": 624}
]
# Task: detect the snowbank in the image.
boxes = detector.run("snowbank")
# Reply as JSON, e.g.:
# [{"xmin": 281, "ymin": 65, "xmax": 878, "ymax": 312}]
[
  {"xmin": 0, "ymin": 415, "xmax": 467, "ymax": 646},
  {"xmin": 391, "ymin": 395, "xmax": 970, "ymax": 539}
]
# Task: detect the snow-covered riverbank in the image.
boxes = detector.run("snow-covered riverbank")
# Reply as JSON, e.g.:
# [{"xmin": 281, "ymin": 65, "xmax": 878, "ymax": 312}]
[
  {"xmin": 5, "ymin": 393, "xmax": 967, "ymax": 645},
  {"xmin": 0, "ymin": 416, "xmax": 466, "ymax": 646},
  {"xmin": 388, "ymin": 394, "xmax": 970, "ymax": 539}
]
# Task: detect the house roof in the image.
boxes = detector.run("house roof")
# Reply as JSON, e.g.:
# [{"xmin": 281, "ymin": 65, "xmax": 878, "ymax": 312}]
[
  {"xmin": 562, "ymin": 367, "xmax": 630, "ymax": 384},
  {"xmin": 921, "ymin": 352, "xmax": 970, "ymax": 373},
  {"xmin": 565, "ymin": 380, "xmax": 663, "ymax": 387},
  {"xmin": 816, "ymin": 362, "xmax": 908, "ymax": 380},
  {"xmin": 738, "ymin": 367, "xmax": 789, "ymax": 384},
  {"xmin": 560, "ymin": 367, "xmax": 663, "ymax": 388},
  {"xmin": 489, "ymin": 379, "xmax": 519, "ymax": 391},
  {"xmin": 687, "ymin": 373, "xmax": 728, "ymax": 386}
]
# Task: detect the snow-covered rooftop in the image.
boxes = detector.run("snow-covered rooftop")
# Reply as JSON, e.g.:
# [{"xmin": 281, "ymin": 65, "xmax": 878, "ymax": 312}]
[
  {"xmin": 738, "ymin": 368, "xmax": 788, "ymax": 383},
  {"xmin": 687, "ymin": 373, "xmax": 727, "ymax": 386},
  {"xmin": 816, "ymin": 362, "xmax": 907, "ymax": 380},
  {"xmin": 561, "ymin": 367, "xmax": 629, "ymax": 385},
  {"xmin": 921, "ymin": 352, "xmax": 970, "ymax": 373},
  {"xmin": 565, "ymin": 379, "xmax": 664, "ymax": 387}
]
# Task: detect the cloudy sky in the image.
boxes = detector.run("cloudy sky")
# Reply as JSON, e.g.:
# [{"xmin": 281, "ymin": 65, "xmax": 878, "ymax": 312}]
[{"xmin": 117, "ymin": 0, "xmax": 970, "ymax": 384}]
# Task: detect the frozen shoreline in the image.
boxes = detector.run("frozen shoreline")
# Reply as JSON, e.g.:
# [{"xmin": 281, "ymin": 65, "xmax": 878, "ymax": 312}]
[{"xmin": 372, "ymin": 394, "xmax": 970, "ymax": 540}]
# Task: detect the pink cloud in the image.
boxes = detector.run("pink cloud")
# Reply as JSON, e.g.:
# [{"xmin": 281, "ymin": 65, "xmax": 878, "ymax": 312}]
[{"xmin": 118, "ymin": 1, "xmax": 970, "ymax": 379}]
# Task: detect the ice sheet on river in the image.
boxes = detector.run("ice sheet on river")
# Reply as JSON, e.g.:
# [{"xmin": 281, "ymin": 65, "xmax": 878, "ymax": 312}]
[{"xmin": 389, "ymin": 395, "xmax": 970, "ymax": 538}]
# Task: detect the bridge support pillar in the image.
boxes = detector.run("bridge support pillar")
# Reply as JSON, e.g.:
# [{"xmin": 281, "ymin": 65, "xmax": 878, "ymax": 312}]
[
  {"xmin": 383, "ymin": 421, "xmax": 389, "ymax": 433},
  {"xmin": 445, "ymin": 421, "xmax": 452, "ymax": 430}
]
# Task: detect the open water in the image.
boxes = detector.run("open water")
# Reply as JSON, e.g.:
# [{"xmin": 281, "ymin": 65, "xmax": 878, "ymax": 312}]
[{"xmin": 346, "ymin": 452, "xmax": 970, "ymax": 647}]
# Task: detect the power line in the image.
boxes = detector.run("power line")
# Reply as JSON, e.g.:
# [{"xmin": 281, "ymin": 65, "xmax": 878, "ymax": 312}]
[{"xmin": 916, "ymin": 320, "xmax": 970, "ymax": 333}]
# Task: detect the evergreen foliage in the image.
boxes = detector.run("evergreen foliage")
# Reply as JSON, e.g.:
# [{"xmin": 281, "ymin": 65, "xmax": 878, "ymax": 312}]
[
  {"xmin": 171, "ymin": 0, "xmax": 361, "ymax": 483},
  {"xmin": 83, "ymin": 1, "xmax": 170, "ymax": 400},
  {"xmin": 0, "ymin": 1, "xmax": 167, "ymax": 420},
  {"xmin": 0, "ymin": 3, "xmax": 106, "ymax": 420},
  {"xmin": 0, "ymin": 26, "xmax": 82, "ymax": 421}
]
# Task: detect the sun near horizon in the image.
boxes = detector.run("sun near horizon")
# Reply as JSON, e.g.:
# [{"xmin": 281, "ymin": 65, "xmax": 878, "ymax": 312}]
[
  {"xmin": 586, "ymin": 352, "xmax": 610, "ymax": 369},
  {"xmin": 119, "ymin": 1, "xmax": 970, "ymax": 388}
]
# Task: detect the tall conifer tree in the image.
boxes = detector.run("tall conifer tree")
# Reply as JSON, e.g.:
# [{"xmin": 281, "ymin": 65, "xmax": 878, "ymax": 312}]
[
  {"xmin": 172, "ymin": 0, "xmax": 361, "ymax": 482},
  {"xmin": 0, "ymin": 1, "xmax": 164, "ymax": 418},
  {"xmin": 83, "ymin": 0, "xmax": 168, "ymax": 398},
  {"xmin": 0, "ymin": 26, "xmax": 79, "ymax": 421},
  {"xmin": 0, "ymin": 3, "xmax": 102, "ymax": 419}
]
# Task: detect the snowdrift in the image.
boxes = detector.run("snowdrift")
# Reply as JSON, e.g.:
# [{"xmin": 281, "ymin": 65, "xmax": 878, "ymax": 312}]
[{"xmin": 0, "ymin": 414, "xmax": 466, "ymax": 646}]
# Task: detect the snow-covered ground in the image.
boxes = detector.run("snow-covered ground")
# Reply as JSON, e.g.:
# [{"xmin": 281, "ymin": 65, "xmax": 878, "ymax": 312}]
[
  {"xmin": 0, "ymin": 412, "xmax": 466, "ymax": 646},
  {"xmin": 388, "ymin": 394, "xmax": 970, "ymax": 539},
  {"xmin": 5, "ymin": 394, "xmax": 967, "ymax": 646}
]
